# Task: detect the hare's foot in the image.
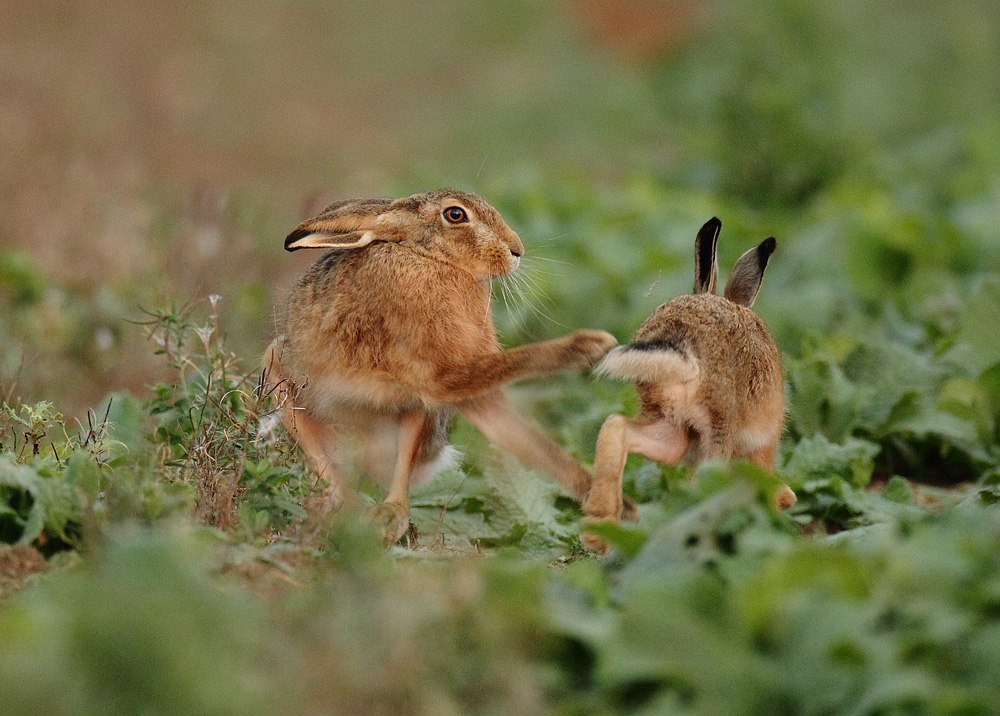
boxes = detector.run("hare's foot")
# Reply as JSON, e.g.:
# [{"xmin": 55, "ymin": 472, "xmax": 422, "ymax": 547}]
[
  {"xmin": 366, "ymin": 501, "xmax": 410, "ymax": 546},
  {"xmin": 294, "ymin": 487, "xmax": 344, "ymax": 544},
  {"xmin": 580, "ymin": 494, "xmax": 622, "ymax": 556},
  {"xmin": 304, "ymin": 489, "xmax": 337, "ymax": 515},
  {"xmin": 563, "ymin": 330, "xmax": 618, "ymax": 369},
  {"xmin": 581, "ymin": 518, "xmax": 613, "ymax": 555},
  {"xmin": 581, "ymin": 500, "xmax": 637, "ymax": 554},
  {"xmin": 773, "ymin": 485, "xmax": 797, "ymax": 511}
]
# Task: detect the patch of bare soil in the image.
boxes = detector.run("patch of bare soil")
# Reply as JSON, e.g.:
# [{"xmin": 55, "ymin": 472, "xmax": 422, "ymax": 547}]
[{"xmin": 0, "ymin": 543, "xmax": 47, "ymax": 601}]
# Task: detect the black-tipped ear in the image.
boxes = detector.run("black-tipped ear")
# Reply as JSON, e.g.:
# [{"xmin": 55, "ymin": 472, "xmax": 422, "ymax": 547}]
[
  {"xmin": 282, "ymin": 198, "xmax": 391, "ymax": 252},
  {"xmin": 694, "ymin": 217, "xmax": 721, "ymax": 294},
  {"xmin": 724, "ymin": 237, "xmax": 776, "ymax": 307}
]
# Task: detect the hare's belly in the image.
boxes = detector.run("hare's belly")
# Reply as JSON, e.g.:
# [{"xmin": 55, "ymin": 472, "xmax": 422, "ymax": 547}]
[{"xmin": 302, "ymin": 371, "xmax": 422, "ymax": 421}]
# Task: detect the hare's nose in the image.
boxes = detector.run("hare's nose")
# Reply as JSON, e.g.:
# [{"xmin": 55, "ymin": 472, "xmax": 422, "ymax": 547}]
[{"xmin": 510, "ymin": 248, "xmax": 523, "ymax": 258}]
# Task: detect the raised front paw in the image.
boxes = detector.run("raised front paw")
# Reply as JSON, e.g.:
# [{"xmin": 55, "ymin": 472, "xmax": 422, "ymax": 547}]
[
  {"xmin": 365, "ymin": 501, "xmax": 410, "ymax": 546},
  {"xmin": 564, "ymin": 330, "xmax": 618, "ymax": 369}
]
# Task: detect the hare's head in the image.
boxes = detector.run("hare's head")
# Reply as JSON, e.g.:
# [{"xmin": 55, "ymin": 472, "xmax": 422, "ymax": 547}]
[
  {"xmin": 693, "ymin": 217, "xmax": 775, "ymax": 306},
  {"xmin": 284, "ymin": 190, "xmax": 524, "ymax": 281}
]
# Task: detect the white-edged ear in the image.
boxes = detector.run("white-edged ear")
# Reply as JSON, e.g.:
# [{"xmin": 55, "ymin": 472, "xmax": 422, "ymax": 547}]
[
  {"xmin": 284, "ymin": 230, "xmax": 375, "ymax": 251},
  {"xmin": 283, "ymin": 197, "xmax": 391, "ymax": 252},
  {"xmin": 694, "ymin": 217, "xmax": 721, "ymax": 294},
  {"xmin": 724, "ymin": 237, "xmax": 776, "ymax": 307}
]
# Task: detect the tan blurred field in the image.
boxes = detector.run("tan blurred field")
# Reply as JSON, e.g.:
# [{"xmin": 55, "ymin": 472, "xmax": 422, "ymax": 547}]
[{"xmin": 1, "ymin": 1, "xmax": 700, "ymax": 416}]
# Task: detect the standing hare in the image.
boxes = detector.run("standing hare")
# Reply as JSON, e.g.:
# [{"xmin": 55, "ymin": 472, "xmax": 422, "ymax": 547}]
[
  {"xmin": 583, "ymin": 217, "xmax": 795, "ymax": 550},
  {"xmin": 263, "ymin": 189, "xmax": 617, "ymax": 543}
]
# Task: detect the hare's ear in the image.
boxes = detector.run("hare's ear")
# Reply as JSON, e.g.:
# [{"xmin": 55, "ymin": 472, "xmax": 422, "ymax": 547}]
[
  {"xmin": 284, "ymin": 198, "xmax": 392, "ymax": 251},
  {"xmin": 694, "ymin": 217, "xmax": 721, "ymax": 294},
  {"xmin": 724, "ymin": 237, "xmax": 776, "ymax": 307}
]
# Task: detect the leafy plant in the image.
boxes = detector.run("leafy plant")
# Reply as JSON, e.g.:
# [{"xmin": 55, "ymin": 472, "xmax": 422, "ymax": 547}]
[
  {"xmin": 140, "ymin": 296, "xmax": 313, "ymax": 536},
  {"xmin": 0, "ymin": 392, "xmax": 194, "ymax": 555}
]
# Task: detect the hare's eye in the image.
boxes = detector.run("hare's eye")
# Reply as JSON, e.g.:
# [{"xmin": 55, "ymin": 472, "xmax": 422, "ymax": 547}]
[{"xmin": 443, "ymin": 206, "xmax": 468, "ymax": 224}]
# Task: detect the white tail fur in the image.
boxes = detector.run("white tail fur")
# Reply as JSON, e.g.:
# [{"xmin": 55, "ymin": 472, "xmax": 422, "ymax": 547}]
[{"xmin": 595, "ymin": 345, "xmax": 699, "ymax": 384}]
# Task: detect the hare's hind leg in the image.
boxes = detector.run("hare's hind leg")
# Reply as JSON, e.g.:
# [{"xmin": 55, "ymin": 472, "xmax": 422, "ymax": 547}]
[
  {"xmin": 458, "ymin": 390, "xmax": 592, "ymax": 503},
  {"xmin": 746, "ymin": 441, "xmax": 797, "ymax": 510},
  {"xmin": 367, "ymin": 410, "xmax": 442, "ymax": 545},
  {"xmin": 582, "ymin": 414, "xmax": 688, "ymax": 552},
  {"xmin": 263, "ymin": 340, "xmax": 345, "ymax": 508},
  {"xmin": 286, "ymin": 408, "xmax": 346, "ymax": 508}
]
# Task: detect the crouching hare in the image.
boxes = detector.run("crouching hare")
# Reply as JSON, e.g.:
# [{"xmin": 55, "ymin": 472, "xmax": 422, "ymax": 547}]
[
  {"xmin": 583, "ymin": 217, "xmax": 795, "ymax": 552},
  {"xmin": 263, "ymin": 190, "xmax": 617, "ymax": 544}
]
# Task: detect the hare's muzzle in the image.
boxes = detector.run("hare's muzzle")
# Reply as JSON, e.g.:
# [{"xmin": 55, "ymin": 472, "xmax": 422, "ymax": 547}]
[{"xmin": 507, "ymin": 232, "xmax": 525, "ymax": 266}]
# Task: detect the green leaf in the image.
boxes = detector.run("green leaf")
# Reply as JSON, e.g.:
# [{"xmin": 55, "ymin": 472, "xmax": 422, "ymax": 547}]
[
  {"xmin": 953, "ymin": 277, "xmax": 1000, "ymax": 375},
  {"xmin": 882, "ymin": 476, "xmax": 915, "ymax": 504},
  {"xmin": 98, "ymin": 392, "xmax": 150, "ymax": 457},
  {"xmin": 31, "ymin": 469, "xmax": 82, "ymax": 542},
  {"xmin": 783, "ymin": 434, "xmax": 881, "ymax": 489},
  {"xmin": 0, "ymin": 455, "xmax": 46, "ymax": 545},
  {"xmin": 785, "ymin": 349, "xmax": 860, "ymax": 441},
  {"xmin": 582, "ymin": 521, "xmax": 648, "ymax": 558},
  {"xmin": 842, "ymin": 340, "xmax": 942, "ymax": 436},
  {"xmin": 64, "ymin": 451, "xmax": 102, "ymax": 503}
]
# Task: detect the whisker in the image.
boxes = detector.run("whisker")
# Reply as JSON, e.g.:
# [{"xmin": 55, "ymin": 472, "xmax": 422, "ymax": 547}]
[
  {"xmin": 518, "ymin": 259, "xmax": 562, "ymax": 304},
  {"xmin": 530, "ymin": 232, "xmax": 571, "ymax": 245},
  {"xmin": 524, "ymin": 253, "xmax": 570, "ymax": 268},
  {"xmin": 503, "ymin": 278, "xmax": 518, "ymax": 318},
  {"xmin": 507, "ymin": 261, "xmax": 570, "ymax": 330},
  {"xmin": 475, "ymin": 152, "xmax": 492, "ymax": 180},
  {"xmin": 494, "ymin": 275, "xmax": 530, "ymax": 333},
  {"xmin": 509, "ymin": 275, "xmax": 535, "ymax": 326},
  {"xmin": 496, "ymin": 275, "xmax": 515, "ymax": 314}
]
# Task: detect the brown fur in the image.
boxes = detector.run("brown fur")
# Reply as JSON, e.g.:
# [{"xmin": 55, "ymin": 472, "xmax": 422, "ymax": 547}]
[
  {"xmin": 583, "ymin": 218, "xmax": 795, "ymax": 552},
  {"xmin": 263, "ymin": 189, "xmax": 616, "ymax": 543}
]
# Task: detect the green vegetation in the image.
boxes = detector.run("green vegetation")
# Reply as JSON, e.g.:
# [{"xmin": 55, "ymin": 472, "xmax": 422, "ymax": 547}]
[{"xmin": 3, "ymin": 1, "xmax": 1000, "ymax": 714}]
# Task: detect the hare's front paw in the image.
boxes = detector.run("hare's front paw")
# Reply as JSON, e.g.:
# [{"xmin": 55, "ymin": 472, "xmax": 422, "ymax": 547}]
[
  {"xmin": 366, "ymin": 502, "xmax": 410, "ymax": 546},
  {"xmin": 564, "ymin": 330, "xmax": 618, "ymax": 368}
]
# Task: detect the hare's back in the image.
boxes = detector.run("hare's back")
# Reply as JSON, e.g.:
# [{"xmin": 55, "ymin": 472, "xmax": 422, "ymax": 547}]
[{"xmin": 634, "ymin": 294, "xmax": 779, "ymax": 383}]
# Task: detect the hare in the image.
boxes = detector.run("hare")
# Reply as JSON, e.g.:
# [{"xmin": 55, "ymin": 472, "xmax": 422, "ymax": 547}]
[
  {"xmin": 583, "ymin": 217, "xmax": 795, "ymax": 550},
  {"xmin": 263, "ymin": 189, "xmax": 617, "ymax": 544}
]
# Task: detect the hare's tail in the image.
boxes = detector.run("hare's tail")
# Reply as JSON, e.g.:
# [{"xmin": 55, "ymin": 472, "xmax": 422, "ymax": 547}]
[{"xmin": 595, "ymin": 341, "xmax": 699, "ymax": 384}]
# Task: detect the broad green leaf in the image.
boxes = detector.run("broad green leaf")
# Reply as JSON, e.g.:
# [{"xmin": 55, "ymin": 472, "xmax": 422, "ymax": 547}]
[
  {"xmin": 785, "ymin": 350, "xmax": 860, "ymax": 441},
  {"xmin": 953, "ymin": 277, "xmax": 1000, "ymax": 375},
  {"xmin": 782, "ymin": 434, "xmax": 881, "ymax": 489},
  {"xmin": 98, "ymin": 391, "xmax": 150, "ymax": 457},
  {"xmin": 0, "ymin": 456, "xmax": 46, "ymax": 545},
  {"xmin": 64, "ymin": 451, "xmax": 102, "ymax": 503},
  {"xmin": 581, "ymin": 521, "xmax": 648, "ymax": 558},
  {"xmin": 882, "ymin": 476, "xmax": 915, "ymax": 504}
]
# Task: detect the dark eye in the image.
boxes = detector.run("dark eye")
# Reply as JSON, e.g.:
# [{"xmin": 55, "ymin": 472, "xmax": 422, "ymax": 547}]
[{"xmin": 443, "ymin": 206, "xmax": 468, "ymax": 224}]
